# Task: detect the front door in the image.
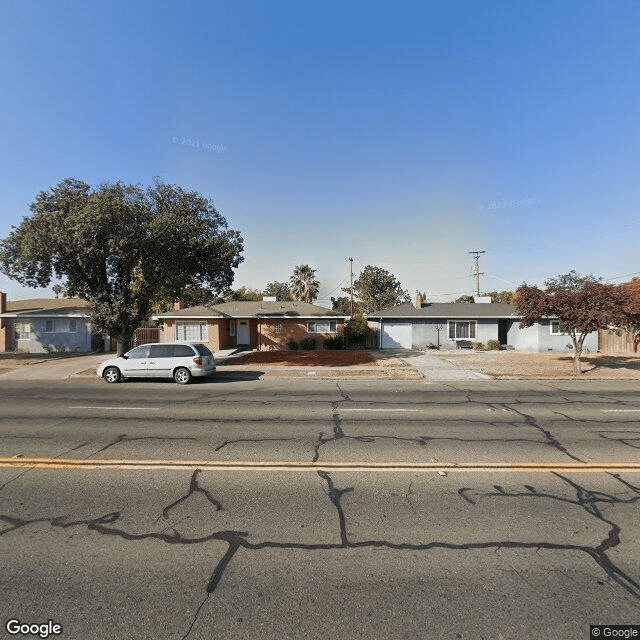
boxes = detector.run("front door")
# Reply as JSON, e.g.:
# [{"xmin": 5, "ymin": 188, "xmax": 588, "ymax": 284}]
[
  {"xmin": 498, "ymin": 320, "xmax": 510, "ymax": 345},
  {"xmin": 237, "ymin": 320, "xmax": 251, "ymax": 345}
]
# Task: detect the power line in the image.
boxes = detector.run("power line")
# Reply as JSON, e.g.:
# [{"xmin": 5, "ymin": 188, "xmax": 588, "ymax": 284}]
[{"xmin": 604, "ymin": 271, "xmax": 640, "ymax": 282}]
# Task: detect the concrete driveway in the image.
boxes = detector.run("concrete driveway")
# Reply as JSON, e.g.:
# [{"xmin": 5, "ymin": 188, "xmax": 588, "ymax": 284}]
[{"xmin": 399, "ymin": 351, "xmax": 490, "ymax": 380}]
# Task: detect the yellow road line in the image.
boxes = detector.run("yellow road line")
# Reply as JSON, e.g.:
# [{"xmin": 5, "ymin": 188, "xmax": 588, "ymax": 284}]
[{"xmin": 1, "ymin": 457, "xmax": 639, "ymax": 473}]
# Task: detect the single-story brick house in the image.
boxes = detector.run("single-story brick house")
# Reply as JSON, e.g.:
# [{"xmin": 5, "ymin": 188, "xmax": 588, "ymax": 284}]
[
  {"xmin": 367, "ymin": 294, "xmax": 598, "ymax": 352},
  {"xmin": 0, "ymin": 292, "xmax": 95, "ymax": 353},
  {"xmin": 153, "ymin": 300, "xmax": 348, "ymax": 351}
]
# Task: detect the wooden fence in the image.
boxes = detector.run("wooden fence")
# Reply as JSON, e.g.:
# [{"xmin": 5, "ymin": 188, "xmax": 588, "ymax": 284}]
[
  {"xmin": 598, "ymin": 328, "xmax": 639, "ymax": 354},
  {"xmin": 110, "ymin": 327, "xmax": 160, "ymax": 353}
]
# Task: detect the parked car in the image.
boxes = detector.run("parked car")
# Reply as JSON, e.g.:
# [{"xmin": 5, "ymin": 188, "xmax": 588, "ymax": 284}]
[{"xmin": 97, "ymin": 342, "xmax": 216, "ymax": 384}]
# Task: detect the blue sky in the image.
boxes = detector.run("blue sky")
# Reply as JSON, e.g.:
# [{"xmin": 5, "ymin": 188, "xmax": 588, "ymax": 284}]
[{"xmin": 1, "ymin": 0, "xmax": 639, "ymax": 304}]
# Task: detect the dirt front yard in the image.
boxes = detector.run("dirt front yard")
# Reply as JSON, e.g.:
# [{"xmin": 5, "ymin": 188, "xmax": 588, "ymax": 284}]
[
  {"xmin": 0, "ymin": 352, "xmax": 96, "ymax": 374},
  {"xmin": 427, "ymin": 350, "xmax": 640, "ymax": 379}
]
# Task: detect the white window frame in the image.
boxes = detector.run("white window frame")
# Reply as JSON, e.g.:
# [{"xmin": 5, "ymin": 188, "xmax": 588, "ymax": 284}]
[
  {"xmin": 229, "ymin": 320, "xmax": 236, "ymax": 336},
  {"xmin": 307, "ymin": 320, "xmax": 338, "ymax": 334},
  {"xmin": 447, "ymin": 320, "xmax": 477, "ymax": 340},
  {"xmin": 15, "ymin": 321, "xmax": 31, "ymax": 341},
  {"xmin": 175, "ymin": 321, "xmax": 208, "ymax": 342},
  {"xmin": 43, "ymin": 318, "xmax": 78, "ymax": 333},
  {"xmin": 274, "ymin": 322, "xmax": 282, "ymax": 335},
  {"xmin": 550, "ymin": 320, "xmax": 567, "ymax": 335}
]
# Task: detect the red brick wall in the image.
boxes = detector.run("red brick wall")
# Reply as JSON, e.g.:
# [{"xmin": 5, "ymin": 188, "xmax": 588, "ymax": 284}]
[
  {"xmin": 258, "ymin": 319, "xmax": 344, "ymax": 350},
  {"xmin": 159, "ymin": 317, "xmax": 344, "ymax": 352}
]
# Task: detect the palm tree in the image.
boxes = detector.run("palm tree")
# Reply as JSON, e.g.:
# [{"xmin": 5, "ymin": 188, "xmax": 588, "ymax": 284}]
[{"xmin": 289, "ymin": 264, "xmax": 320, "ymax": 303}]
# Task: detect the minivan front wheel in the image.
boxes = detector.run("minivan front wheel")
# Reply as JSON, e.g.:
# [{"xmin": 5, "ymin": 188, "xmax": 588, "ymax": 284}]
[
  {"xmin": 103, "ymin": 367, "xmax": 121, "ymax": 383},
  {"xmin": 174, "ymin": 367, "xmax": 192, "ymax": 385}
]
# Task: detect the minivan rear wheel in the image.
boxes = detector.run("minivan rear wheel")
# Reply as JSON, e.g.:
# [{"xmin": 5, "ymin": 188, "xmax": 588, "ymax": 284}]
[{"xmin": 174, "ymin": 367, "xmax": 191, "ymax": 384}]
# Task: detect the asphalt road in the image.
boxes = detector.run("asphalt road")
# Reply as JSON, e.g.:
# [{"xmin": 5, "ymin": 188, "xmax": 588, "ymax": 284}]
[{"xmin": 1, "ymin": 378, "xmax": 640, "ymax": 640}]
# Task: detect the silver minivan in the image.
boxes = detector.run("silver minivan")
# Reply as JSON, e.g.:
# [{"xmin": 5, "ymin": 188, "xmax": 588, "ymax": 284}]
[{"xmin": 97, "ymin": 342, "xmax": 216, "ymax": 384}]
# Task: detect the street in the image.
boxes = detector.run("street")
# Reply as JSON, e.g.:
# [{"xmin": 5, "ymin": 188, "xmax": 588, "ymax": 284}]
[{"xmin": 1, "ymin": 378, "xmax": 640, "ymax": 639}]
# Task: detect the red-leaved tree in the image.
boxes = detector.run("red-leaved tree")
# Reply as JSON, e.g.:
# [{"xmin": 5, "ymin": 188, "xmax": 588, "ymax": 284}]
[
  {"xmin": 514, "ymin": 271, "xmax": 624, "ymax": 374},
  {"xmin": 618, "ymin": 277, "xmax": 640, "ymax": 351}
]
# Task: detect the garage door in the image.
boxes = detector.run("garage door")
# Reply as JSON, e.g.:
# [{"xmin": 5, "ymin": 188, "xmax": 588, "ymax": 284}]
[{"xmin": 381, "ymin": 323, "xmax": 412, "ymax": 348}]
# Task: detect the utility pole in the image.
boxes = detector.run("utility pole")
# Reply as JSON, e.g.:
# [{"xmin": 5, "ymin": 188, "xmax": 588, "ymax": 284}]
[
  {"xmin": 349, "ymin": 258, "xmax": 354, "ymax": 317},
  {"xmin": 469, "ymin": 250, "xmax": 486, "ymax": 297}
]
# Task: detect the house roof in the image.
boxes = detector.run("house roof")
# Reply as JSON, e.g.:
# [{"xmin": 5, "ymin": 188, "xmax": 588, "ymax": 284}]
[
  {"xmin": 0, "ymin": 297, "xmax": 91, "ymax": 318},
  {"xmin": 366, "ymin": 302, "xmax": 520, "ymax": 319},
  {"xmin": 154, "ymin": 300, "xmax": 347, "ymax": 320}
]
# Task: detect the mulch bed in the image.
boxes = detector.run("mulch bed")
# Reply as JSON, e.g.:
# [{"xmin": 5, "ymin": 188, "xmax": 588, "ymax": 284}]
[{"xmin": 230, "ymin": 350, "xmax": 380, "ymax": 367}]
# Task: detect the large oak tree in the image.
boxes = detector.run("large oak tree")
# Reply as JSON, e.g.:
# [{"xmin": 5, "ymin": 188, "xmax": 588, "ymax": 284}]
[{"xmin": 0, "ymin": 178, "xmax": 244, "ymax": 354}]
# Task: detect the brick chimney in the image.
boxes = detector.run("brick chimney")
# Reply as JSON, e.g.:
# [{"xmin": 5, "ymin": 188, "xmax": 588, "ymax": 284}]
[
  {"xmin": 173, "ymin": 299, "xmax": 186, "ymax": 310},
  {"xmin": 0, "ymin": 292, "xmax": 6, "ymax": 314},
  {"xmin": 414, "ymin": 293, "xmax": 423, "ymax": 309}
]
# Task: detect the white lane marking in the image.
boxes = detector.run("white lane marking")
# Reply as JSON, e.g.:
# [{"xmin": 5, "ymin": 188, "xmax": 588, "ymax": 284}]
[
  {"xmin": 602, "ymin": 409, "xmax": 640, "ymax": 412},
  {"xmin": 340, "ymin": 408, "xmax": 420, "ymax": 412},
  {"xmin": 69, "ymin": 406, "xmax": 160, "ymax": 411}
]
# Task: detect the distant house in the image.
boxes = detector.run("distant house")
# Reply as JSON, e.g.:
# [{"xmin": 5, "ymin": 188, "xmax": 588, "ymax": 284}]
[
  {"xmin": 0, "ymin": 292, "xmax": 95, "ymax": 353},
  {"xmin": 153, "ymin": 300, "xmax": 348, "ymax": 351},
  {"xmin": 366, "ymin": 294, "xmax": 598, "ymax": 352}
]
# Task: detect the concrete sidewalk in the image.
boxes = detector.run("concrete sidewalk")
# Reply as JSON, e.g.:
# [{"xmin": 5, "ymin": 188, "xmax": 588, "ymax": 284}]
[
  {"xmin": 0, "ymin": 354, "xmax": 107, "ymax": 381},
  {"xmin": 0, "ymin": 349, "xmax": 490, "ymax": 382},
  {"xmin": 0, "ymin": 348, "xmax": 249, "ymax": 382}
]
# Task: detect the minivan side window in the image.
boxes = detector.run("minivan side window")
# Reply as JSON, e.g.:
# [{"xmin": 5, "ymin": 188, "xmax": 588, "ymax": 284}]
[
  {"xmin": 149, "ymin": 344, "xmax": 175, "ymax": 358},
  {"xmin": 173, "ymin": 345, "xmax": 196, "ymax": 357},
  {"xmin": 127, "ymin": 346, "xmax": 150, "ymax": 359}
]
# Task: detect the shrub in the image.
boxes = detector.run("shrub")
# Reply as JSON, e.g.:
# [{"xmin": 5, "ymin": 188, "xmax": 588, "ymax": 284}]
[
  {"xmin": 343, "ymin": 313, "xmax": 374, "ymax": 349},
  {"xmin": 473, "ymin": 341, "xmax": 484, "ymax": 351},
  {"xmin": 423, "ymin": 342, "xmax": 437, "ymax": 350},
  {"xmin": 487, "ymin": 340, "xmax": 502, "ymax": 350},
  {"xmin": 323, "ymin": 334, "xmax": 344, "ymax": 350},
  {"xmin": 287, "ymin": 339, "xmax": 299, "ymax": 350},
  {"xmin": 300, "ymin": 337, "xmax": 317, "ymax": 350}
]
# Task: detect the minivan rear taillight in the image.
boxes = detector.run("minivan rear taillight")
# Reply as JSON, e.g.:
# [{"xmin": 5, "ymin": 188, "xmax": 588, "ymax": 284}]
[{"xmin": 193, "ymin": 357, "xmax": 203, "ymax": 366}]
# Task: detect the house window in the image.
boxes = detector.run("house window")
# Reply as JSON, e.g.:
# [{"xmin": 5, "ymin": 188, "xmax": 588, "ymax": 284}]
[
  {"xmin": 44, "ymin": 319, "xmax": 78, "ymax": 333},
  {"xmin": 14, "ymin": 322, "xmax": 31, "ymax": 340},
  {"xmin": 229, "ymin": 320, "xmax": 236, "ymax": 336},
  {"xmin": 448, "ymin": 321, "xmax": 476, "ymax": 340},
  {"xmin": 550, "ymin": 320, "xmax": 566, "ymax": 335},
  {"xmin": 307, "ymin": 320, "xmax": 337, "ymax": 333},
  {"xmin": 274, "ymin": 322, "xmax": 282, "ymax": 335},
  {"xmin": 175, "ymin": 321, "xmax": 208, "ymax": 342}
]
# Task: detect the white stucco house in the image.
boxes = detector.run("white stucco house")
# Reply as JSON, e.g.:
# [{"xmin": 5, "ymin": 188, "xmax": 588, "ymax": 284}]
[
  {"xmin": 0, "ymin": 293, "xmax": 96, "ymax": 353},
  {"xmin": 366, "ymin": 295, "xmax": 598, "ymax": 353}
]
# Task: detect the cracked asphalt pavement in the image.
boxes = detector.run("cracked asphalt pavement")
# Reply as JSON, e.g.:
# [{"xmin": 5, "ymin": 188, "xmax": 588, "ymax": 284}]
[{"xmin": 1, "ymin": 378, "xmax": 640, "ymax": 639}]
